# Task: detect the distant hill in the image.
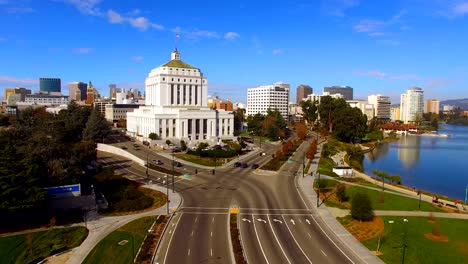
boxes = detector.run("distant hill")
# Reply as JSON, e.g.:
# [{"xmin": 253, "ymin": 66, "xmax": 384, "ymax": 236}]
[{"xmin": 440, "ymin": 98, "xmax": 468, "ymax": 110}]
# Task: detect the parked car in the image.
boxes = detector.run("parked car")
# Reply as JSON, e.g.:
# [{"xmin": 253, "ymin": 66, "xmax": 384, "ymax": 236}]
[
  {"xmin": 153, "ymin": 159, "xmax": 163, "ymax": 165},
  {"xmin": 173, "ymin": 161, "xmax": 183, "ymax": 167},
  {"xmin": 251, "ymin": 164, "xmax": 259, "ymax": 169},
  {"xmin": 241, "ymin": 163, "xmax": 248, "ymax": 168},
  {"xmin": 121, "ymin": 146, "xmax": 127, "ymax": 150},
  {"xmin": 234, "ymin": 162, "xmax": 242, "ymax": 168},
  {"xmin": 172, "ymin": 147, "xmax": 182, "ymax": 153}
]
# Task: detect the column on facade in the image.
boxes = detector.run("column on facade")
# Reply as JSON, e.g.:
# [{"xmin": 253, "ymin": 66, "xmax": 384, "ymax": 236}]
[
  {"xmin": 198, "ymin": 83, "xmax": 203, "ymax": 106},
  {"xmin": 183, "ymin": 119, "xmax": 188, "ymax": 138},
  {"xmin": 199, "ymin": 119, "xmax": 204, "ymax": 139},
  {"xmin": 162, "ymin": 119, "xmax": 167, "ymax": 138},
  {"xmin": 190, "ymin": 85, "xmax": 195, "ymax": 105},
  {"xmin": 191, "ymin": 118, "xmax": 196, "ymax": 140},
  {"xmin": 168, "ymin": 118, "xmax": 174, "ymax": 138},
  {"xmin": 229, "ymin": 117, "xmax": 234, "ymax": 136},
  {"xmin": 211, "ymin": 119, "xmax": 217, "ymax": 138},
  {"xmin": 224, "ymin": 118, "xmax": 229, "ymax": 136},
  {"xmin": 172, "ymin": 84, "xmax": 177, "ymax": 106}
]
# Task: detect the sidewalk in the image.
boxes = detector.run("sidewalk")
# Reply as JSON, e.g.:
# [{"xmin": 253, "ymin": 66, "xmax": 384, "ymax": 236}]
[
  {"xmin": 66, "ymin": 184, "xmax": 181, "ymax": 264},
  {"xmin": 326, "ymin": 207, "xmax": 468, "ymax": 220}
]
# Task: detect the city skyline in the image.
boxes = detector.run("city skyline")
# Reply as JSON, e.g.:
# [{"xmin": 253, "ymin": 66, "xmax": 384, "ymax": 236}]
[{"xmin": 1, "ymin": 0, "xmax": 468, "ymax": 103}]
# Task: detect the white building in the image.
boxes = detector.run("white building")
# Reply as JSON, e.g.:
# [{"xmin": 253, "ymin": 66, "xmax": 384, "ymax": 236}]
[
  {"xmin": 400, "ymin": 87, "xmax": 424, "ymax": 124},
  {"xmin": 105, "ymin": 104, "xmax": 140, "ymax": 123},
  {"xmin": 126, "ymin": 49, "xmax": 234, "ymax": 143},
  {"xmin": 347, "ymin": 100, "xmax": 375, "ymax": 120},
  {"xmin": 247, "ymin": 82, "xmax": 290, "ymax": 119},
  {"xmin": 368, "ymin": 94, "xmax": 391, "ymax": 120},
  {"xmin": 305, "ymin": 93, "xmax": 322, "ymax": 103},
  {"xmin": 24, "ymin": 93, "xmax": 69, "ymax": 106}
]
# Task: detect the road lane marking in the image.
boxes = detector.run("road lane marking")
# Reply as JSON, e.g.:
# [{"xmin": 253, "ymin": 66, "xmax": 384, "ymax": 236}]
[
  {"xmin": 188, "ymin": 249, "xmax": 190, "ymax": 256},
  {"xmin": 191, "ymin": 230, "xmax": 194, "ymax": 237},
  {"xmin": 211, "ymin": 231, "xmax": 213, "ymax": 237},
  {"xmin": 321, "ymin": 250, "xmax": 327, "ymax": 257},
  {"xmin": 307, "ymin": 233, "xmax": 311, "ymax": 238},
  {"xmin": 305, "ymin": 219, "xmax": 311, "ymax": 225},
  {"xmin": 163, "ymin": 213, "xmax": 183, "ymax": 264},
  {"xmin": 252, "ymin": 214, "xmax": 270, "ymax": 264},
  {"xmin": 257, "ymin": 218, "xmax": 267, "ymax": 223},
  {"xmin": 212, "ymin": 216, "xmax": 215, "ymax": 224},
  {"xmin": 242, "ymin": 218, "xmax": 252, "ymax": 223},
  {"xmin": 210, "ymin": 248, "xmax": 213, "ymax": 256},
  {"xmin": 281, "ymin": 215, "xmax": 313, "ymax": 264},
  {"xmin": 195, "ymin": 216, "xmax": 198, "ymax": 223},
  {"xmin": 290, "ymin": 219, "xmax": 295, "ymax": 225},
  {"xmin": 273, "ymin": 219, "xmax": 283, "ymax": 224},
  {"xmin": 267, "ymin": 215, "xmax": 292, "ymax": 264}
]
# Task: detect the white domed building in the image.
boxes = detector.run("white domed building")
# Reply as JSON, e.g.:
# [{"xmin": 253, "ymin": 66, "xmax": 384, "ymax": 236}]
[{"xmin": 126, "ymin": 49, "xmax": 234, "ymax": 144}]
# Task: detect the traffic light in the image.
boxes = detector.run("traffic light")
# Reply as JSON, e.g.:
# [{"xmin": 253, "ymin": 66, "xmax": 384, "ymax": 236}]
[{"xmin": 195, "ymin": 169, "xmax": 198, "ymax": 174}]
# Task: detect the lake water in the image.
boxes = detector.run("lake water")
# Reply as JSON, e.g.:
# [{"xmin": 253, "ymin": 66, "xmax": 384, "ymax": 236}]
[{"xmin": 363, "ymin": 124, "xmax": 468, "ymax": 200}]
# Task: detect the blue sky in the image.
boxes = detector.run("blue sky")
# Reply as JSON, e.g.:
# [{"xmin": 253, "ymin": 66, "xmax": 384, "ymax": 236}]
[{"xmin": 1, "ymin": 0, "xmax": 467, "ymax": 104}]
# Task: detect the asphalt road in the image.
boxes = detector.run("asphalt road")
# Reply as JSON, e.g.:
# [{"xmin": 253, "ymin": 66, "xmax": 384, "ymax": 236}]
[{"xmin": 101, "ymin": 137, "xmax": 362, "ymax": 264}]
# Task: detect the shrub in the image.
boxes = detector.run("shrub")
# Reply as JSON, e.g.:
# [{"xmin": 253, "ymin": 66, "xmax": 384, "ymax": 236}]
[
  {"xmin": 351, "ymin": 192, "xmax": 374, "ymax": 221},
  {"xmin": 180, "ymin": 140, "xmax": 187, "ymax": 151},
  {"xmin": 336, "ymin": 183, "xmax": 349, "ymax": 202}
]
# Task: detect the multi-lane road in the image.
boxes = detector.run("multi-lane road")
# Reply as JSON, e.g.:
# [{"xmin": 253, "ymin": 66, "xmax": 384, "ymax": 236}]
[{"xmin": 100, "ymin": 137, "xmax": 363, "ymax": 264}]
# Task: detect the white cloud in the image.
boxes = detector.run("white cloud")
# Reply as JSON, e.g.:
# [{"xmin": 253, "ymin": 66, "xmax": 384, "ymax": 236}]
[
  {"xmin": 323, "ymin": 0, "xmax": 360, "ymax": 17},
  {"xmin": 272, "ymin": 48, "xmax": 284, "ymax": 55},
  {"xmin": 454, "ymin": 2, "xmax": 468, "ymax": 16},
  {"xmin": 354, "ymin": 10, "xmax": 407, "ymax": 37},
  {"xmin": 107, "ymin": 9, "xmax": 124, "ymax": 23},
  {"xmin": 354, "ymin": 19, "xmax": 385, "ymax": 34},
  {"xmin": 6, "ymin": 7, "xmax": 34, "ymax": 13},
  {"xmin": 353, "ymin": 70, "xmax": 420, "ymax": 80},
  {"xmin": 64, "ymin": 1, "xmax": 163, "ymax": 31},
  {"xmin": 0, "ymin": 76, "xmax": 38, "ymax": 86},
  {"xmin": 224, "ymin": 32, "xmax": 240, "ymax": 40},
  {"xmin": 353, "ymin": 70, "xmax": 389, "ymax": 78},
  {"xmin": 73, "ymin": 47, "xmax": 93, "ymax": 54},
  {"xmin": 132, "ymin": 56, "xmax": 144, "ymax": 62}
]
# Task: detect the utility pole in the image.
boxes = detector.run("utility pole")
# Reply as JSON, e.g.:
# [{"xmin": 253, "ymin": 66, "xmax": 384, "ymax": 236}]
[
  {"xmin": 317, "ymin": 172, "xmax": 321, "ymax": 207},
  {"xmin": 166, "ymin": 174, "xmax": 169, "ymax": 215},
  {"xmin": 172, "ymin": 153, "xmax": 175, "ymax": 193}
]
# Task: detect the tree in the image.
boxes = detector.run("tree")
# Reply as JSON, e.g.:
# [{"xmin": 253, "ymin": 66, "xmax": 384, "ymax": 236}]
[
  {"xmin": 180, "ymin": 140, "xmax": 187, "ymax": 151},
  {"xmin": 165, "ymin": 139, "xmax": 171, "ymax": 145},
  {"xmin": 148, "ymin": 133, "xmax": 158, "ymax": 140},
  {"xmin": 233, "ymin": 109, "xmax": 245, "ymax": 135},
  {"xmin": 83, "ymin": 108, "xmax": 111, "ymax": 142},
  {"xmin": 300, "ymin": 100, "xmax": 318, "ymax": 125},
  {"xmin": 336, "ymin": 183, "xmax": 348, "ymax": 202},
  {"xmin": 295, "ymin": 122, "xmax": 307, "ymax": 140},
  {"xmin": 351, "ymin": 192, "xmax": 374, "ymax": 221},
  {"xmin": 0, "ymin": 114, "xmax": 10, "ymax": 127}
]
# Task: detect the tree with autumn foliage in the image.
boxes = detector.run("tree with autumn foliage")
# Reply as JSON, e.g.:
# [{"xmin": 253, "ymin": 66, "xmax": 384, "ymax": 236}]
[{"xmin": 295, "ymin": 122, "xmax": 307, "ymax": 140}]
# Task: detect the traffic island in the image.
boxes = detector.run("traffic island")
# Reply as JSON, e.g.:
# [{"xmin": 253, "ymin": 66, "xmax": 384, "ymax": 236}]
[
  {"xmin": 135, "ymin": 215, "xmax": 169, "ymax": 264},
  {"xmin": 229, "ymin": 208, "xmax": 247, "ymax": 264}
]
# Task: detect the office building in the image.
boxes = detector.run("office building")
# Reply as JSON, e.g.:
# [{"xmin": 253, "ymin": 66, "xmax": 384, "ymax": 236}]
[
  {"xmin": 24, "ymin": 93, "xmax": 69, "ymax": 106},
  {"xmin": 68, "ymin": 82, "xmax": 87, "ymax": 101},
  {"xmin": 425, "ymin": 99, "xmax": 440, "ymax": 114},
  {"xmin": 390, "ymin": 106, "xmax": 401, "ymax": 121},
  {"xmin": 368, "ymin": 94, "xmax": 391, "ymax": 120},
  {"xmin": 109, "ymin": 84, "xmax": 117, "ymax": 99},
  {"xmin": 105, "ymin": 103, "xmax": 140, "ymax": 123},
  {"xmin": 3, "ymin": 87, "xmax": 31, "ymax": 102},
  {"xmin": 127, "ymin": 48, "xmax": 234, "ymax": 142},
  {"xmin": 323, "ymin": 86, "xmax": 353, "ymax": 100},
  {"xmin": 347, "ymin": 100, "xmax": 375, "ymax": 120},
  {"xmin": 296, "ymin": 85, "xmax": 312, "ymax": 104},
  {"xmin": 400, "ymin": 87, "xmax": 424, "ymax": 124},
  {"xmin": 247, "ymin": 82, "xmax": 290, "ymax": 119},
  {"xmin": 39, "ymin": 77, "xmax": 61, "ymax": 93}
]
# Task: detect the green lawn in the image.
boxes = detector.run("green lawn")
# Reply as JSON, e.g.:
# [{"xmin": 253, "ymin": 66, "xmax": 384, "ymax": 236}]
[
  {"xmin": 362, "ymin": 216, "xmax": 468, "ymax": 264},
  {"xmin": 83, "ymin": 216, "xmax": 158, "ymax": 264},
  {"xmin": 174, "ymin": 153, "xmax": 226, "ymax": 167},
  {"xmin": 346, "ymin": 186, "xmax": 445, "ymax": 212},
  {"xmin": 0, "ymin": 226, "xmax": 88, "ymax": 264},
  {"xmin": 317, "ymin": 156, "xmax": 337, "ymax": 176}
]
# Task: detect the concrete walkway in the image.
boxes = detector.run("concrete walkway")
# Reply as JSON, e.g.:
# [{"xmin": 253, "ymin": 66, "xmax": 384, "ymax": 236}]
[
  {"xmin": 66, "ymin": 184, "xmax": 181, "ymax": 264},
  {"xmin": 326, "ymin": 207, "xmax": 468, "ymax": 220}
]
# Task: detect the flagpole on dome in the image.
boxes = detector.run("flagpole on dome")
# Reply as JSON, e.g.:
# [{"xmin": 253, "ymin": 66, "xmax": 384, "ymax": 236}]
[{"xmin": 175, "ymin": 33, "xmax": 180, "ymax": 50}]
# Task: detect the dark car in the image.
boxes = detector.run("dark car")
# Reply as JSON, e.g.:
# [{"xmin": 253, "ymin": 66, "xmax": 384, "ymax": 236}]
[
  {"xmin": 121, "ymin": 146, "xmax": 127, "ymax": 150},
  {"xmin": 234, "ymin": 162, "xmax": 242, "ymax": 168},
  {"xmin": 172, "ymin": 147, "xmax": 182, "ymax": 153},
  {"xmin": 251, "ymin": 164, "xmax": 259, "ymax": 169},
  {"xmin": 241, "ymin": 163, "xmax": 248, "ymax": 168},
  {"xmin": 173, "ymin": 161, "xmax": 183, "ymax": 167},
  {"xmin": 153, "ymin": 159, "xmax": 163, "ymax": 165}
]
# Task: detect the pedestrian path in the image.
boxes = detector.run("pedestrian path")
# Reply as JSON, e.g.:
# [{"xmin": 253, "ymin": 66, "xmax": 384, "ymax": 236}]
[{"xmin": 66, "ymin": 184, "xmax": 181, "ymax": 264}]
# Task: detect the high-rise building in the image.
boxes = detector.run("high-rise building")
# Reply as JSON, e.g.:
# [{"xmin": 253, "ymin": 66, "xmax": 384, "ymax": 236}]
[
  {"xmin": 39, "ymin": 77, "xmax": 61, "ymax": 93},
  {"xmin": 127, "ymin": 48, "xmax": 234, "ymax": 142},
  {"xmin": 86, "ymin": 81, "xmax": 95, "ymax": 105},
  {"xmin": 400, "ymin": 87, "xmax": 424, "ymax": 124},
  {"xmin": 296, "ymin": 84, "xmax": 312, "ymax": 104},
  {"xmin": 368, "ymin": 94, "xmax": 391, "ymax": 120},
  {"xmin": 3, "ymin": 87, "xmax": 31, "ymax": 103},
  {"xmin": 323, "ymin": 86, "xmax": 353, "ymax": 100},
  {"xmin": 390, "ymin": 106, "xmax": 401, "ymax": 121},
  {"xmin": 109, "ymin": 84, "xmax": 117, "ymax": 99},
  {"xmin": 425, "ymin": 99, "xmax": 440, "ymax": 114},
  {"xmin": 347, "ymin": 100, "xmax": 375, "ymax": 120},
  {"xmin": 247, "ymin": 82, "xmax": 290, "ymax": 119},
  {"xmin": 68, "ymin": 82, "xmax": 87, "ymax": 101}
]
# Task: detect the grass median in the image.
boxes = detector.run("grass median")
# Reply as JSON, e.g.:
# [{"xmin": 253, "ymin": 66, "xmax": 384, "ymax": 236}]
[
  {"xmin": 0, "ymin": 226, "xmax": 88, "ymax": 264},
  {"xmin": 83, "ymin": 216, "xmax": 159, "ymax": 264}
]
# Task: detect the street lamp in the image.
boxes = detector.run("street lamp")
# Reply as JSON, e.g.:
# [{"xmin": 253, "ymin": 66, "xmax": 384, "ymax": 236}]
[
  {"xmin": 171, "ymin": 152, "xmax": 175, "ymax": 193},
  {"xmin": 388, "ymin": 218, "xmax": 409, "ymax": 264}
]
